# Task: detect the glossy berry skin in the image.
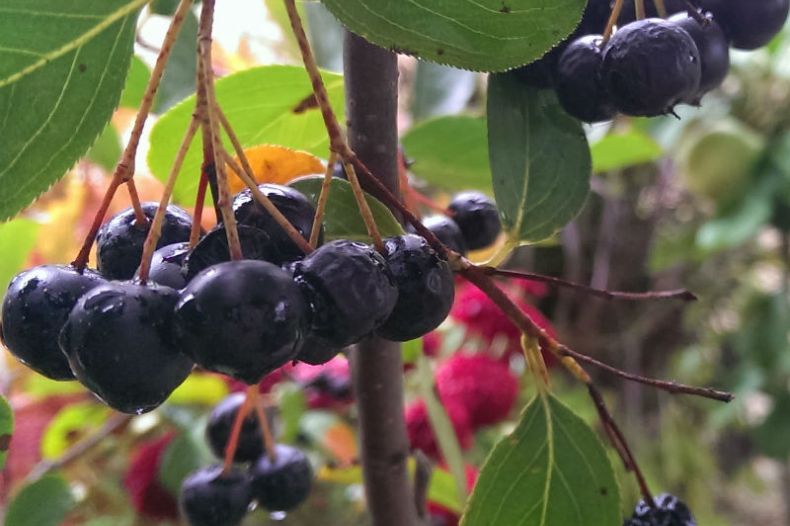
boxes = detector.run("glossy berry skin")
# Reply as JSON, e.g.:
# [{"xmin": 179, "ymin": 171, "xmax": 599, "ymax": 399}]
[
  {"xmin": 700, "ymin": 0, "xmax": 789, "ymax": 50},
  {"xmin": 296, "ymin": 334, "xmax": 340, "ymax": 366},
  {"xmin": 96, "ymin": 203, "xmax": 193, "ymax": 280},
  {"xmin": 556, "ymin": 35, "xmax": 617, "ymax": 123},
  {"xmin": 137, "ymin": 242, "xmax": 190, "ymax": 290},
  {"xmin": 59, "ymin": 281, "xmax": 193, "ymax": 414},
  {"xmin": 249, "ymin": 444, "xmax": 313, "ymax": 511},
  {"xmin": 174, "ymin": 260, "xmax": 306, "ymax": 384},
  {"xmin": 233, "ymin": 184, "xmax": 322, "ymax": 263},
  {"xmin": 601, "ymin": 19, "xmax": 701, "ymax": 116},
  {"xmin": 206, "ymin": 393, "xmax": 263, "ymax": 463},
  {"xmin": 419, "ymin": 215, "xmax": 468, "ymax": 256},
  {"xmin": 377, "ymin": 235, "xmax": 455, "ymax": 342},
  {"xmin": 184, "ymin": 224, "xmax": 280, "ymax": 280},
  {"xmin": 292, "ymin": 240, "xmax": 398, "ymax": 347},
  {"xmin": 180, "ymin": 465, "xmax": 252, "ymax": 526},
  {"xmin": 1, "ymin": 265, "xmax": 104, "ymax": 380},
  {"xmin": 669, "ymin": 13, "xmax": 730, "ymax": 99},
  {"xmin": 448, "ymin": 192, "xmax": 501, "ymax": 250},
  {"xmin": 624, "ymin": 493, "xmax": 696, "ymax": 526}
]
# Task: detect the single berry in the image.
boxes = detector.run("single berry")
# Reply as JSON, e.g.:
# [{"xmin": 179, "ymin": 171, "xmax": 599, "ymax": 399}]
[
  {"xmin": 556, "ymin": 35, "xmax": 618, "ymax": 122},
  {"xmin": 296, "ymin": 334, "xmax": 340, "ymax": 366},
  {"xmin": 436, "ymin": 353, "xmax": 519, "ymax": 428},
  {"xmin": 232, "ymin": 184, "xmax": 322, "ymax": 263},
  {"xmin": 377, "ymin": 235, "xmax": 455, "ymax": 342},
  {"xmin": 183, "ymin": 224, "xmax": 280, "ymax": 280},
  {"xmin": 180, "ymin": 465, "xmax": 252, "ymax": 526},
  {"xmin": 292, "ymin": 240, "xmax": 398, "ymax": 347},
  {"xmin": 625, "ymin": 493, "xmax": 696, "ymax": 526},
  {"xmin": 137, "ymin": 242, "xmax": 190, "ymax": 290},
  {"xmin": 617, "ymin": 0, "xmax": 687, "ymax": 24},
  {"xmin": 700, "ymin": 0, "xmax": 789, "ymax": 50},
  {"xmin": 419, "ymin": 215, "xmax": 468, "ymax": 256},
  {"xmin": 669, "ymin": 13, "xmax": 730, "ymax": 99},
  {"xmin": 59, "ymin": 281, "xmax": 193, "ymax": 414},
  {"xmin": 448, "ymin": 192, "xmax": 501, "ymax": 250},
  {"xmin": 124, "ymin": 434, "xmax": 179, "ymax": 521},
  {"xmin": 206, "ymin": 393, "xmax": 264, "ymax": 463},
  {"xmin": 96, "ymin": 203, "xmax": 193, "ymax": 280},
  {"xmin": 249, "ymin": 444, "xmax": 313, "ymax": 511},
  {"xmin": 405, "ymin": 398, "xmax": 473, "ymax": 459},
  {"xmin": 1, "ymin": 265, "xmax": 104, "ymax": 380},
  {"xmin": 174, "ymin": 260, "xmax": 306, "ymax": 384},
  {"xmin": 601, "ymin": 18, "xmax": 701, "ymax": 116}
]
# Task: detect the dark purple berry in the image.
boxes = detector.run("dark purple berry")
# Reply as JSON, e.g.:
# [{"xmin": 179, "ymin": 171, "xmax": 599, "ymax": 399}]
[
  {"xmin": 669, "ymin": 13, "xmax": 730, "ymax": 99},
  {"xmin": 700, "ymin": 0, "xmax": 789, "ymax": 50},
  {"xmin": 556, "ymin": 35, "xmax": 617, "ymax": 123},
  {"xmin": 136, "ymin": 242, "xmax": 190, "ymax": 290},
  {"xmin": 174, "ymin": 260, "xmax": 306, "ymax": 384},
  {"xmin": 184, "ymin": 224, "xmax": 280, "ymax": 280},
  {"xmin": 377, "ymin": 235, "xmax": 455, "ymax": 342},
  {"xmin": 624, "ymin": 493, "xmax": 696, "ymax": 526},
  {"xmin": 292, "ymin": 240, "xmax": 398, "ymax": 347},
  {"xmin": 601, "ymin": 19, "xmax": 701, "ymax": 116},
  {"xmin": 1, "ymin": 265, "xmax": 104, "ymax": 380},
  {"xmin": 96, "ymin": 203, "xmax": 193, "ymax": 280},
  {"xmin": 418, "ymin": 215, "xmax": 468, "ymax": 256},
  {"xmin": 59, "ymin": 281, "xmax": 193, "ymax": 414},
  {"xmin": 249, "ymin": 444, "xmax": 313, "ymax": 511},
  {"xmin": 180, "ymin": 465, "xmax": 251, "ymax": 526},
  {"xmin": 206, "ymin": 393, "xmax": 264, "ymax": 463},
  {"xmin": 296, "ymin": 334, "xmax": 341, "ymax": 366},
  {"xmin": 448, "ymin": 192, "xmax": 501, "ymax": 250},
  {"xmin": 233, "ymin": 184, "xmax": 322, "ymax": 263}
]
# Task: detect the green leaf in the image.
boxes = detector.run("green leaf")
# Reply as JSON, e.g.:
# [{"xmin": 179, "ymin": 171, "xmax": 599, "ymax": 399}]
[
  {"xmin": 0, "ymin": 219, "xmax": 38, "ymax": 296},
  {"xmin": 0, "ymin": 0, "xmax": 144, "ymax": 220},
  {"xmin": 153, "ymin": 10, "xmax": 199, "ymax": 113},
  {"xmin": 5, "ymin": 475, "xmax": 76, "ymax": 526},
  {"xmin": 591, "ymin": 131, "xmax": 662, "ymax": 173},
  {"xmin": 277, "ymin": 383, "xmax": 307, "ymax": 444},
  {"xmin": 461, "ymin": 394, "xmax": 620, "ymax": 526},
  {"xmin": 149, "ymin": 0, "xmax": 201, "ymax": 15},
  {"xmin": 0, "ymin": 396, "xmax": 13, "ymax": 470},
  {"xmin": 289, "ymin": 176, "xmax": 404, "ymax": 242},
  {"xmin": 401, "ymin": 338, "xmax": 423, "ymax": 365},
  {"xmin": 158, "ymin": 431, "xmax": 213, "ymax": 495},
  {"xmin": 321, "ymin": 0, "xmax": 586, "ymax": 72},
  {"xmin": 411, "ymin": 62, "xmax": 478, "ymax": 121},
  {"xmin": 428, "ymin": 467, "xmax": 464, "ymax": 514},
  {"xmin": 41, "ymin": 402, "xmax": 109, "ymax": 460},
  {"xmin": 148, "ymin": 66, "xmax": 345, "ymax": 204},
  {"xmin": 401, "ymin": 116, "xmax": 492, "ymax": 192},
  {"xmin": 754, "ymin": 392, "xmax": 790, "ymax": 459},
  {"xmin": 487, "ymin": 75, "xmax": 591, "ymax": 244},
  {"xmin": 86, "ymin": 124, "xmax": 122, "ymax": 171},
  {"xmin": 119, "ymin": 55, "xmax": 150, "ymax": 109}
]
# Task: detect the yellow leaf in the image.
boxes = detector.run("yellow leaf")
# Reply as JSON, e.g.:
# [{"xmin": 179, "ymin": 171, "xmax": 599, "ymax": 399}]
[
  {"xmin": 167, "ymin": 374, "xmax": 229, "ymax": 406},
  {"xmin": 226, "ymin": 145, "xmax": 324, "ymax": 193}
]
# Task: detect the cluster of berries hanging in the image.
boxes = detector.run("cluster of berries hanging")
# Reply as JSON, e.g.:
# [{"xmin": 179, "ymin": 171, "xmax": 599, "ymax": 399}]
[{"xmin": 517, "ymin": 0, "xmax": 789, "ymax": 122}]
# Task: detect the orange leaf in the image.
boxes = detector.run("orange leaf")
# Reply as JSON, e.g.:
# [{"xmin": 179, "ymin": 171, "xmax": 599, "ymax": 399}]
[
  {"xmin": 321, "ymin": 422, "xmax": 358, "ymax": 466},
  {"xmin": 226, "ymin": 145, "xmax": 324, "ymax": 193}
]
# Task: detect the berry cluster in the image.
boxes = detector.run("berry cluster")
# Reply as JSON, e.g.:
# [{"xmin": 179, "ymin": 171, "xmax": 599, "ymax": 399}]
[
  {"xmin": 415, "ymin": 191, "xmax": 502, "ymax": 256},
  {"xmin": 518, "ymin": 0, "xmax": 789, "ymax": 121},
  {"xmin": 624, "ymin": 493, "xmax": 697, "ymax": 525},
  {"xmin": 180, "ymin": 393, "xmax": 314, "ymax": 526}
]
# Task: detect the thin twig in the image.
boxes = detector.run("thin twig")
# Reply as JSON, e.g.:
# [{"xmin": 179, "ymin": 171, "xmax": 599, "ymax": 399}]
[
  {"xmin": 342, "ymin": 160, "xmax": 384, "ymax": 250},
  {"xmin": 653, "ymin": 0, "xmax": 667, "ymax": 16},
  {"xmin": 635, "ymin": 0, "xmax": 646, "ymax": 19},
  {"xmin": 223, "ymin": 394, "xmax": 252, "ymax": 474},
  {"xmin": 311, "ymin": 152, "xmax": 337, "ymax": 248},
  {"xmin": 604, "ymin": 0, "xmax": 625, "ymax": 42},
  {"xmin": 190, "ymin": 171, "xmax": 208, "ymax": 247},
  {"xmin": 247, "ymin": 386, "xmax": 278, "ymax": 463}
]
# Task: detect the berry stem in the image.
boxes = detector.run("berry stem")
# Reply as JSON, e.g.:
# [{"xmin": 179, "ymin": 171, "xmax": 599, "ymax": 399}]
[
  {"xmin": 603, "ymin": 0, "xmax": 625, "ymax": 42},
  {"xmin": 310, "ymin": 152, "xmax": 337, "ymax": 249},
  {"xmin": 635, "ymin": 0, "xmax": 646, "ymax": 19},
  {"xmin": 341, "ymin": 160, "xmax": 385, "ymax": 251},
  {"xmin": 189, "ymin": 171, "xmax": 208, "ymax": 248},
  {"xmin": 71, "ymin": 0, "xmax": 194, "ymax": 270},
  {"xmin": 407, "ymin": 187, "xmax": 449, "ymax": 215},
  {"xmin": 222, "ymin": 391, "xmax": 252, "ymax": 474},
  {"xmin": 481, "ymin": 267, "xmax": 697, "ymax": 302},
  {"xmin": 653, "ymin": 0, "xmax": 667, "ymax": 17},
  {"xmin": 137, "ymin": 115, "xmax": 199, "ymax": 283},
  {"xmin": 247, "ymin": 386, "xmax": 278, "ymax": 463}
]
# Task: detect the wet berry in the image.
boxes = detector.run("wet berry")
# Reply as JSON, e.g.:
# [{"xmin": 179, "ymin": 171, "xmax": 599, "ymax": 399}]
[
  {"xmin": 377, "ymin": 235, "xmax": 455, "ymax": 342},
  {"xmin": 206, "ymin": 393, "xmax": 264, "ymax": 463},
  {"xmin": 183, "ymin": 224, "xmax": 280, "ymax": 281},
  {"xmin": 292, "ymin": 240, "xmax": 398, "ymax": 347},
  {"xmin": 138, "ymin": 242, "xmax": 190, "ymax": 290},
  {"xmin": 59, "ymin": 281, "xmax": 193, "ymax": 414},
  {"xmin": 180, "ymin": 465, "xmax": 252, "ymax": 526},
  {"xmin": 700, "ymin": 0, "xmax": 789, "ymax": 50},
  {"xmin": 419, "ymin": 215, "xmax": 468, "ymax": 256},
  {"xmin": 448, "ymin": 192, "xmax": 501, "ymax": 250},
  {"xmin": 1, "ymin": 265, "xmax": 104, "ymax": 380},
  {"xmin": 96, "ymin": 203, "xmax": 193, "ymax": 280},
  {"xmin": 249, "ymin": 444, "xmax": 313, "ymax": 511},
  {"xmin": 174, "ymin": 260, "xmax": 306, "ymax": 384},
  {"xmin": 624, "ymin": 493, "xmax": 696, "ymax": 526},
  {"xmin": 556, "ymin": 35, "xmax": 617, "ymax": 123},
  {"xmin": 669, "ymin": 13, "xmax": 730, "ymax": 99},
  {"xmin": 601, "ymin": 19, "xmax": 701, "ymax": 116},
  {"xmin": 296, "ymin": 334, "xmax": 340, "ymax": 366}
]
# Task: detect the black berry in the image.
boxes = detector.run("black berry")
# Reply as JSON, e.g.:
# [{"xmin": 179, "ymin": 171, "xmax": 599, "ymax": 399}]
[
  {"xmin": 669, "ymin": 13, "xmax": 730, "ymax": 100},
  {"xmin": 180, "ymin": 465, "xmax": 252, "ymax": 526},
  {"xmin": 448, "ymin": 192, "xmax": 501, "ymax": 250},
  {"xmin": 296, "ymin": 334, "xmax": 341, "ymax": 366},
  {"xmin": 418, "ymin": 215, "xmax": 468, "ymax": 256},
  {"xmin": 601, "ymin": 19, "xmax": 701, "ymax": 116},
  {"xmin": 1, "ymin": 265, "xmax": 104, "ymax": 380},
  {"xmin": 292, "ymin": 240, "xmax": 398, "ymax": 347},
  {"xmin": 137, "ymin": 242, "xmax": 190, "ymax": 290},
  {"xmin": 206, "ymin": 393, "xmax": 264, "ymax": 463},
  {"xmin": 556, "ymin": 35, "xmax": 617, "ymax": 123},
  {"xmin": 233, "ymin": 184, "xmax": 322, "ymax": 263},
  {"xmin": 96, "ymin": 203, "xmax": 193, "ymax": 280},
  {"xmin": 59, "ymin": 281, "xmax": 193, "ymax": 414},
  {"xmin": 624, "ymin": 493, "xmax": 696, "ymax": 526},
  {"xmin": 184, "ymin": 224, "xmax": 280, "ymax": 281},
  {"xmin": 174, "ymin": 260, "xmax": 306, "ymax": 384},
  {"xmin": 700, "ymin": 0, "xmax": 789, "ymax": 50},
  {"xmin": 377, "ymin": 235, "xmax": 455, "ymax": 342},
  {"xmin": 249, "ymin": 444, "xmax": 313, "ymax": 512}
]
